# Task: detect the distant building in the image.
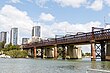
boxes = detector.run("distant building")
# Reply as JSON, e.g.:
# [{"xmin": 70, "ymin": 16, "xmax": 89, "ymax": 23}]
[
  {"xmin": 10, "ymin": 28, "xmax": 18, "ymax": 45},
  {"xmin": 32, "ymin": 26, "xmax": 41, "ymax": 37},
  {"xmin": 22, "ymin": 38, "xmax": 29, "ymax": 44},
  {"xmin": 0, "ymin": 32, "xmax": 7, "ymax": 43}
]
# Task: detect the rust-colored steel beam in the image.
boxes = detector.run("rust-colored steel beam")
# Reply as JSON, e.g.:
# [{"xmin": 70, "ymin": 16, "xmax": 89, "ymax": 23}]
[
  {"xmin": 91, "ymin": 40, "xmax": 96, "ymax": 61},
  {"xmin": 34, "ymin": 47, "xmax": 37, "ymax": 58}
]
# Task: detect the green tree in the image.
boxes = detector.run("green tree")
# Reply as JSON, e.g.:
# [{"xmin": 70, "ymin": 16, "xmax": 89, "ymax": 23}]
[
  {"xmin": 3, "ymin": 43, "xmax": 20, "ymax": 51},
  {"xmin": 5, "ymin": 50, "xmax": 28, "ymax": 58},
  {"xmin": 0, "ymin": 41, "xmax": 5, "ymax": 49},
  {"xmin": 85, "ymin": 52, "xmax": 91, "ymax": 56}
]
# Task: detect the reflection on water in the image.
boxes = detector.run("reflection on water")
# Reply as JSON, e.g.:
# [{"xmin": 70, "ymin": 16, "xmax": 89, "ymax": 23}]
[{"xmin": 0, "ymin": 58, "xmax": 110, "ymax": 73}]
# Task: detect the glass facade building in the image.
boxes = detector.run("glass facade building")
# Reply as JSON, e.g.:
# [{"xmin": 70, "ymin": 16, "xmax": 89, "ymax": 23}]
[
  {"xmin": 10, "ymin": 28, "xmax": 18, "ymax": 45},
  {"xmin": 0, "ymin": 32, "xmax": 7, "ymax": 43},
  {"xmin": 22, "ymin": 38, "xmax": 29, "ymax": 44},
  {"xmin": 32, "ymin": 26, "xmax": 41, "ymax": 37}
]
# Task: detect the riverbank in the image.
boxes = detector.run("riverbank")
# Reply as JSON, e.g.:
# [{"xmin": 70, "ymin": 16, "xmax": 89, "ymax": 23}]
[{"xmin": 0, "ymin": 54, "xmax": 11, "ymax": 58}]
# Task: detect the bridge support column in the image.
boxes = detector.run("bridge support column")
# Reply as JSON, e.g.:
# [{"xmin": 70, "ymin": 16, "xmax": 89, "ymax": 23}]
[
  {"xmin": 34, "ymin": 47, "xmax": 37, "ymax": 58},
  {"xmin": 54, "ymin": 45, "xmax": 57, "ymax": 59},
  {"xmin": 106, "ymin": 43, "xmax": 110, "ymax": 61},
  {"xmin": 62, "ymin": 45, "xmax": 67, "ymax": 60},
  {"xmin": 100, "ymin": 41, "xmax": 105, "ymax": 61},
  {"xmin": 91, "ymin": 40, "xmax": 96, "ymax": 61},
  {"xmin": 27, "ymin": 49, "xmax": 32, "ymax": 56},
  {"xmin": 45, "ymin": 48, "xmax": 54, "ymax": 58},
  {"xmin": 41, "ymin": 48, "xmax": 44, "ymax": 59},
  {"xmin": 67, "ymin": 45, "xmax": 82, "ymax": 59},
  {"xmin": 67, "ymin": 45, "xmax": 76, "ymax": 59}
]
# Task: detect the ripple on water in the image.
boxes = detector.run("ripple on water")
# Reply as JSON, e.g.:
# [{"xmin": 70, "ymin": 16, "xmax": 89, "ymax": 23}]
[{"xmin": 0, "ymin": 58, "xmax": 110, "ymax": 73}]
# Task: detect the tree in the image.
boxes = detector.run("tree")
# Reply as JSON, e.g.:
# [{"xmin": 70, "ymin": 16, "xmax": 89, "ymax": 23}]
[
  {"xmin": 0, "ymin": 41, "xmax": 5, "ymax": 49},
  {"xmin": 2, "ymin": 43, "xmax": 20, "ymax": 51},
  {"xmin": 85, "ymin": 52, "xmax": 91, "ymax": 56}
]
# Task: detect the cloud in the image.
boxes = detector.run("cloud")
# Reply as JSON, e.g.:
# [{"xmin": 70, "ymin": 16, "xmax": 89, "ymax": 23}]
[
  {"xmin": 39, "ymin": 12, "xmax": 55, "ymax": 21},
  {"xmin": 9, "ymin": 0, "xmax": 21, "ymax": 3},
  {"xmin": 0, "ymin": 5, "xmax": 35, "ymax": 44},
  {"xmin": 35, "ymin": 0, "xmax": 49, "ymax": 8},
  {"xmin": 87, "ymin": 0, "xmax": 103, "ymax": 11},
  {"xmin": 108, "ymin": 13, "xmax": 110, "ymax": 17},
  {"xmin": 40, "ymin": 21, "xmax": 102, "ymax": 39},
  {"xmin": 54, "ymin": 0, "xmax": 87, "ymax": 8},
  {"xmin": 104, "ymin": 0, "xmax": 110, "ymax": 6}
]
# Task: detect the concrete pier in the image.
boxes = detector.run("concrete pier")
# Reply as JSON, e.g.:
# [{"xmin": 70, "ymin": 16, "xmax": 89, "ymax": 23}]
[
  {"xmin": 67, "ymin": 45, "xmax": 82, "ymax": 59},
  {"xmin": 62, "ymin": 45, "xmax": 67, "ymax": 59},
  {"xmin": 106, "ymin": 43, "xmax": 110, "ymax": 61},
  {"xmin": 54, "ymin": 45, "xmax": 57, "ymax": 59},
  {"xmin": 27, "ymin": 49, "xmax": 32, "ymax": 56},
  {"xmin": 45, "ymin": 48, "xmax": 54, "ymax": 58}
]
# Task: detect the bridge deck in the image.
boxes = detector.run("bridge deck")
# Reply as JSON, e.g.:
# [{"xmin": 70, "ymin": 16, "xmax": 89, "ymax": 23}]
[{"xmin": 23, "ymin": 29, "xmax": 110, "ymax": 48}]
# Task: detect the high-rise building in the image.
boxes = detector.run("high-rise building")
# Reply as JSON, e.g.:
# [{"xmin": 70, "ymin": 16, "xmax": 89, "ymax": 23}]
[
  {"xmin": 32, "ymin": 26, "xmax": 41, "ymax": 37},
  {"xmin": 0, "ymin": 32, "xmax": 7, "ymax": 43},
  {"xmin": 10, "ymin": 28, "xmax": 18, "ymax": 45},
  {"xmin": 22, "ymin": 38, "xmax": 29, "ymax": 44}
]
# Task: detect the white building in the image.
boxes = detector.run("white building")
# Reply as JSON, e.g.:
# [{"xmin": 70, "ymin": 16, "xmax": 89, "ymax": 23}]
[
  {"xmin": 10, "ymin": 28, "xmax": 18, "ymax": 45},
  {"xmin": 32, "ymin": 26, "xmax": 41, "ymax": 38},
  {"xmin": 0, "ymin": 32, "xmax": 7, "ymax": 43}
]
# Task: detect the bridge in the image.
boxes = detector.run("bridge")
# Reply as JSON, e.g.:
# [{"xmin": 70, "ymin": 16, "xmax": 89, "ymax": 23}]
[{"xmin": 22, "ymin": 27, "xmax": 110, "ymax": 61}]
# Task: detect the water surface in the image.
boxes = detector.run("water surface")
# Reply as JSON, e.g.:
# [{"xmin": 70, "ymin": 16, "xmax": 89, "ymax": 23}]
[{"xmin": 0, "ymin": 58, "xmax": 110, "ymax": 73}]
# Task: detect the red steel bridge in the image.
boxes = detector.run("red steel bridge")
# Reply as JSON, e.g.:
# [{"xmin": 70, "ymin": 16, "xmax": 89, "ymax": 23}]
[{"xmin": 22, "ymin": 27, "xmax": 110, "ymax": 61}]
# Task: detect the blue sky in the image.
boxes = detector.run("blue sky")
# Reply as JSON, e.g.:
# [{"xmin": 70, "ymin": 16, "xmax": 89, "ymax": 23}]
[{"xmin": 0, "ymin": 0, "xmax": 110, "ymax": 52}]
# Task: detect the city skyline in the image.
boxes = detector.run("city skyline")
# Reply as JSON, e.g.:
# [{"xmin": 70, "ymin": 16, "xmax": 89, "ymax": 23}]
[{"xmin": 1, "ymin": 0, "xmax": 110, "ymax": 52}]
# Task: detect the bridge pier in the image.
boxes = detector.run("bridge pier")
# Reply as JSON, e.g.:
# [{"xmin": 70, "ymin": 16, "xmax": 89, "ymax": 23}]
[
  {"xmin": 54, "ymin": 45, "xmax": 58, "ymax": 59},
  {"xmin": 27, "ymin": 49, "xmax": 32, "ymax": 56},
  {"xmin": 45, "ymin": 48, "xmax": 54, "ymax": 58},
  {"xmin": 91, "ymin": 40, "xmax": 96, "ymax": 61},
  {"xmin": 106, "ymin": 43, "xmax": 110, "ymax": 61},
  {"xmin": 62, "ymin": 45, "xmax": 67, "ymax": 60},
  {"xmin": 41, "ymin": 48, "xmax": 44, "ymax": 59},
  {"xmin": 100, "ymin": 41, "xmax": 105, "ymax": 61},
  {"xmin": 67, "ymin": 45, "xmax": 82, "ymax": 59},
  {"xmin": 34, "ymin": 47, "xmax": 37, "ymax": 58}
]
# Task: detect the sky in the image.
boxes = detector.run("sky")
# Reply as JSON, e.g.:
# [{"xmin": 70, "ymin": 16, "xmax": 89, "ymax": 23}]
[{"xmin": 0, "ymin": 0, "xmax": 110, "ymax": 53}]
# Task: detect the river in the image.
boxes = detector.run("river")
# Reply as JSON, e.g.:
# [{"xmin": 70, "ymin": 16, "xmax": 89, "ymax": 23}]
[{"xmin": 0, "ymin": 58, "xmax": 110, "ymax": 73}]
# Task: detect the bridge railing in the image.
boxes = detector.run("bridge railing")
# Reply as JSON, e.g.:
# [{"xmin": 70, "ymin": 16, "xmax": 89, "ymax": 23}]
[
  {"xmin": 23, "ymin": 28, "xmax": 110, "ymax": 48},
  {"xmin": 94, "ymin": 29, "xmax": 110, "ymax": 40},
  {"xmin": 56, "ymin": 32, "xmax": 92, "ymax": 44}
]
